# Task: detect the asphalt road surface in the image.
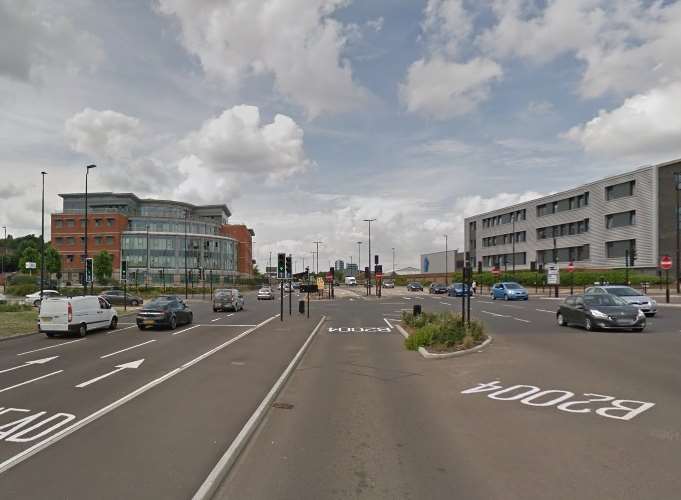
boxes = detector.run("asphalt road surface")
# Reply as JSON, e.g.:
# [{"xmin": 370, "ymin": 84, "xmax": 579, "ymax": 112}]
[{"xmin": 0, "ymin": 286, "xmax": 680, "ymax": 499}]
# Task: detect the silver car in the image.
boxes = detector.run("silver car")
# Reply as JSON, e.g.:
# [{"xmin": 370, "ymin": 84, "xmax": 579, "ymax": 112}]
[
  {"xmin": 585, "ymin": 286, "xmax": 657, "ymax": 316},
  {"xmin": 257, "ymin": 287, "xmax": 275, "ymax": 300}
]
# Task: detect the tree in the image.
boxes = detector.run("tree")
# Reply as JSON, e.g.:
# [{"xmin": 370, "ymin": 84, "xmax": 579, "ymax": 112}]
[
  {"xmin": 18, "ymin": 245, "xmax": 39, "ymax": 274},
  {"xmin": 93, "ymin": 250, "xmax": 113, "ymax": 283},
  {"xmin": 44, "ymin": 244, "xmax": 61, "ymax": 275},
  {"xmin": 252, "ymin": 264, "xmax": 261, "ymax": 276}
]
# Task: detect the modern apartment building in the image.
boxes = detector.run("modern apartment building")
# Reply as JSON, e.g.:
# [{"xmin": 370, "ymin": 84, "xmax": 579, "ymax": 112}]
[
  {"xmin": 464, "ymin": 158, "xmax": 681, "ymax": 274},
  {"xmin": 52, "ymin": 192, "xmax": 254, "ymax": 286},
  {"xmin": 334, "ymin": 259, "xmax": 345, "ymax": 271}
]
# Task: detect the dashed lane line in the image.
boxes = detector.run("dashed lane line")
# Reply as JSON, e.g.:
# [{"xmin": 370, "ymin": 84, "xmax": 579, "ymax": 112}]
[
  {"xmin": 513, "ymin": 317, "xmax": 532, "ymax": 323},
  {"xmin": 171, "ymin": 324, "xmax": 202, "ymax": 336},
  {"xmin": 17, "ymin": 339, "xmax": 85, "ymax": 356},
  {"xmin": 536, "ymin": 309, "xmax": 555, "ymax": 314},
  {"xmin": 106, "ymin": 325, "xmax": 137, "ymax": 334},
  {"xmin": 0, "ymin": 370, "xmax": 64, "ymax": 394},
  {"xmin": 481, "ymin": 310, "xmax": 511, "ymax": 318},
  {"xmin": 100, "ymin": 340, "xmax": 157, "ymax": 359}
]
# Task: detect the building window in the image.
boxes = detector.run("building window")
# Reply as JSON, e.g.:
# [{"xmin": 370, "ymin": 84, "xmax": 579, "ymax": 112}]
[
  {"xmin": 537, "ymin": 193, "xmax": 589, "ymax": 217},
  {"xmin": 94, "ymin": 236, "xmax": 102, "ymax": 245},
  {"xmin": 55, "ymin": 219, "xmax": 63, "ymax": 229},
  {"xmin": 80, "ymin": 219, "xmax": 86, "ymax": 227},
  {"xmin": 537, "ymin": 245, "xmax": 590, "ymax": 264},
  {"xmin": 66, "ymin": 237, "xmax": 75, "ymax": 245},
  {"xmin": 606, "ymin": 180, "xmax": 635, "ymax": 200},
  {"xmin": 606, "ymin": 239, "xmax": 635, "ymax": 259},
  {"xmin": 66, "ymin": 219, "xmax": 75, "ymax": 228},
  {"xmin": 55, "ymin": 237, "xmax": 64, "ymax": 244},
  {"xmin": 106, "ymin": 236, "xmax": 114, "ymax": 245},
  {"xmin": 107, "ymin": 218, "xmax": 115, "ymax": 227},
  {"xmin": 66, "ymin": 255, "xmax": 74, "ymax": 263},
  {"xmin": 606, "ymin": 211, "xmax": 636, "ymax": 229},
  {"xmin": 95, "ymin": 219, "xmax": 102, "ymax": 227}
]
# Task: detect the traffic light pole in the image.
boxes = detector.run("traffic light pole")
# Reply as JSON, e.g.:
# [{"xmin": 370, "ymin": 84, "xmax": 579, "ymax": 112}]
[
  {"xmin": 289, "ymin": 279, "xmax": 292, "ymax": 316},
  {"xmin": 124, "ymin": 279, "xmax": 127, "ymax": 312},
  {"xmin": 280, "ymin": 280, "xmax": 284, "ymax": 322}
]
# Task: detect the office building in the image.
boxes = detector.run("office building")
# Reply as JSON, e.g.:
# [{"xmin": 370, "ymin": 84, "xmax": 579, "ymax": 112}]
[
  {"xmin": 420, "ymin": 249, "xmax": 461, "ymax": 274},
  {"xmin": 334, "ymin": 259, "xmax": 345, "ymax": 271},
  {"xmin": 345, "ymin": 263, "xmax": 358, "ymax": 276},
  {"xmin": 464, "ymin": 158, "xmax": 681, "ymax": 273}
]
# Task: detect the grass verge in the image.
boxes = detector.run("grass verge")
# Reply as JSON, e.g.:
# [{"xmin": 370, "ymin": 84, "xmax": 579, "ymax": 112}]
[
  {"xmin": 402, "ymin": 311, "xmax": 487, "ymax": 353},
  {"xmin": 0, "ymin": 311, "xmax": 39, "ymax": 338}
]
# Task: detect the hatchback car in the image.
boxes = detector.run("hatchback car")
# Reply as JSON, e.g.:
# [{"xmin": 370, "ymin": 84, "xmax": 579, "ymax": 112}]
[
  {"xmin": 257, "ymin": 287, "xmax": 275, "ymax": 300},
  {"xmin": 406, "ymin": 282, "xmax": 424, "ymax": 292},
  {"xmin": 491, "ymin": 282, "xmax": 528, "ymax": 300},
  {"xmin": 448, "ymin": 283, "xmax": 472, "ymax": 297},
  {"xmin": 429, "ymin": 283, "xmax": 448, "ymax": 294},
  {"xmin": 382, "ymin": 280, "xmax": 395, "ymax": 288},
  {"xmin": 584, "ymin": 285, "xmax": 657, "ymax": 316},
  {"xmin": 213, "ymin": 289, "xmax": 244, "ymax": 312},
  {"xmin": 136, "ymin": 297, "xmax": 192, "ymax": 330},
  {"xmin": 557, "ymin": 294, "xmax": 645, "ymax": 332},
  {"xmin": 99, "ymin": 289, "xmax": 143, "ymax": 306}
]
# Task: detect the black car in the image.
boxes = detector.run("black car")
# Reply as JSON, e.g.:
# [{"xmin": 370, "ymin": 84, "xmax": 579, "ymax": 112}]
[
  {"xmin": 448, "ymin": 283, "xmax": 472, "ymax": 297},
  {"xmin": 99, "ymin": 289, "xmax": 143, "ymax": 306},
  {"xmin": 557, "ymin": 294, "xmax": 646, "ymax": 332},
  {"xmin": 406, "ymin": 282, "xmax": 423, "ymax": 292},
  {"xmin": 429, "ymin": 283, "xmax": 448, "ymax": 294},
  {"xmin": 136, "ymin": 298, "xmax": 193, "ymax": 330}
]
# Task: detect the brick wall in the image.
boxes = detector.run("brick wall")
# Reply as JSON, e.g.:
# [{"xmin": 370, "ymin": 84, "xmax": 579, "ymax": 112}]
[{"xmin": 219, "ymin": 224, "xmax": 253, "ymax": 276}]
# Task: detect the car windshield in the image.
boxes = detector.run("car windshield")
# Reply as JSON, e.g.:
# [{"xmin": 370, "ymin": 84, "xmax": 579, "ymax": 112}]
[
  {"xmin": 607, "ymin": 287, "xmax": 643, "ymax": 297},
  {"xmin": 584, "ymin": 295, "xmax": 627, "ymax": 306},
  {"xmin": 505, "ymin": 283, "xmax": 522, "ymax": 289},
  {"xmin": 260, "ymin": 288, "xmax": 271, "ymax": 292},
  {"xmin": 216, "ymin": 292, "xmax": 233, "ymax": 300},
  {"xmin": 146, "ymin": 299, "xmax": 171, "ymax": 309}
]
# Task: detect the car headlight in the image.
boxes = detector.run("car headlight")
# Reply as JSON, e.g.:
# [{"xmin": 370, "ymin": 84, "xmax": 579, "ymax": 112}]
[
  {"xmin": 650, "ymin": 299, "xmax": 657, "ymax": 307},
  {"xmin": 637, "ymin": 309, "xmax": 645, "ymax": 319},
  {"xmin": 590, "ymin": 309, "xmax": 609, "ymax": 319}
]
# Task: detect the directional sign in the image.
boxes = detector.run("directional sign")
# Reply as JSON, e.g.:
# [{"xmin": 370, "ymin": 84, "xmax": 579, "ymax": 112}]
[
  {"xmin": 75, "ymin": 359, "xmax": 144, "ymax": 388},
  {"xmin": 0, "ymin": 356, "xmax": 58, "ymax": 375},
  {"xmin": 24, "ymin": 262, "xmax": 37, "ymax": 270},
  {"xmin": 547, "ymin": 263, "xmax": 560, "ymax": 285},
  {"xmin": 660, "ymin": 255, "xmax": 672, "ymax": 270}
]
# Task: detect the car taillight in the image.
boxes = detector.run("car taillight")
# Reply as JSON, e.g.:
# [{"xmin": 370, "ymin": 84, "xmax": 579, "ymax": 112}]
[{"xmin": 67, "ymin": 302, "xmax": 73, "ymax": 322}]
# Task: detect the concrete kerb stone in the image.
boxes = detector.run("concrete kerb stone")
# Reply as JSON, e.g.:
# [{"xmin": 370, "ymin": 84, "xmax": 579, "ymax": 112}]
[{"xmin": 395, "ymin": 323, "xmax": 493, "ymax": 360}]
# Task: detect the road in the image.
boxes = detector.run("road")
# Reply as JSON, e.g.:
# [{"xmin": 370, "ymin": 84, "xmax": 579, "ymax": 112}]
[{"xmin": 0, "ymin": 286, "xmax": 680, "ymax": 499}]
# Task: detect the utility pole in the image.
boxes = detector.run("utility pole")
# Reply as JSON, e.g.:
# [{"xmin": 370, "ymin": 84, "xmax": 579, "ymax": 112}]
[
  {"xmin": 146, "ymin": 225, "xmax": 150, "ymax": 288},
  {"xmin": 676, "ymin": 172, "xmax": 680, "ymax": 293},
  {"xmin": 184, "ymin": 209, "xmax": 188, "ymax": 299},
  {"xmin": 1, "ymin": 226, "xmax": 6, "ymax": 293},
  {"xmin": 392, "ymin": 247, "xmax": 395, "ymax": 275},
  {"xmin": 357, "ymin": 241, "xmax": 362, "ymax": 274},
  {"xmin": 364, "ymin": 219, "xmax": 376, "ymax": 295},
  {"xmin": 41, "ymin": 172, "xmax": 47, "ymax": 300},
  {"xmin": 512, "ymin": 212, "xmax": 516, "ymax": 275},
  {"xmin": 553, "ymin": 234, "xmax": 559, "ymax": 298},
  {"xmin": 84, "ymin": 164, "xmax": 96, "ymax": 296},
  {"xmin": 444, "ymin": 234, "xmax": 448, "ymax": 286},
  {"xmin": 313, "ymin": 241, "xmax": 323, "ymax": 275}
]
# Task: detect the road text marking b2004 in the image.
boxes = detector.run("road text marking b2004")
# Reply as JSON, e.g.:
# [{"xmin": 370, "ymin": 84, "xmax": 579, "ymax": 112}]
[
  {"xmin": 461, "ymin": 381, "xmax": 655, "ymax": 421},
  {"xmin": 328, "ymin": 327, "xmax": 391, "ymax": 333}
]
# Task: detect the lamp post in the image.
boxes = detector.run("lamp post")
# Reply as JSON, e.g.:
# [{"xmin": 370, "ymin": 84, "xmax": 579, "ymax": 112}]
[
  {"xmin": 313, "ymin": 241, "xmax": 323, "ymax": 275},
  {"xmin": 184, "ymin": 209, "xmax": 189, "ymax": 299},
  {"xmin": 363, "ymin": 219, "xmax": 376, "ymax": 295},
  {"xmin": 1, "ymin": 225, "xmax": 6, "ymax": 293},
  {"xmin": 146, "ymin": 224, "xmax": 150, "ymax": 288},
  {"xmin": 84, "ymin": 164, "xmax": 96, "ymax": 295},
  {"xmin": 444, "ymin": 234, "xmax": 448, "ymax": 286},
  {"xmin": 40, "ymin": 172, "xmax": 47, "ymax": 300},
  {"xmin": 392, "ymin": 247, "xmax": 395, "ymax": 275},
  {"xmin": 512, "ymin": 212, "xmax": 516, "ymax": 275},
  {"xmin": 676, "ymin": 172, "xmax": 680, "ymax": 293},
  {"xmin": 357, "ymin": 241, "xmax": 362, "ymax": 273}
]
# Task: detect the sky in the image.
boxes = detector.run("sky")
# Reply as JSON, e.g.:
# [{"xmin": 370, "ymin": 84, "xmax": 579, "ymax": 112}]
[{"xmin": 2, "ymin": 0, "xmax": 681, "ymax": 270}]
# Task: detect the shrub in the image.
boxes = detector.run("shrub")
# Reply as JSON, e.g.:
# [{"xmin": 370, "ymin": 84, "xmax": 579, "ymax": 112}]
[
  {"xmin": 6, "ymin": 284, "xmax": 39, "ymax": 297},
  {"xmin": 402, "ymin": 311, "xmax": 487, "ymax": 352},
  {"xmin": 0, "ymin": 303, "xmax": 34, "ymax": 312}
]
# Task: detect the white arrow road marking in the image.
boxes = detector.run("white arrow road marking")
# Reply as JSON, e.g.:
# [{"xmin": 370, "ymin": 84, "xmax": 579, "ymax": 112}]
[
  {"xmin": 18, "ymin": 339, "xmax": 84, "ymax": 356},
  {"xmin": 481, "ymin": 310, "xmax": 511, "ymax": 318},
  {"xmin": 383, "ymin": 318, "xmax": 393, "ymax": 329},
  {"xmin": 75, "ymin": 359, "xmax": 145, "ymax": 388},
  {"xmin": 0, "ymin": 370, "xmax": 63, "ymax": 393},
  {"xmin": 0, "ymin": 356, "xmax": 59, "ymax": 375},
  {"xmin": 100, "ymin": 340, "xmax": 156, "ymax": 359}
]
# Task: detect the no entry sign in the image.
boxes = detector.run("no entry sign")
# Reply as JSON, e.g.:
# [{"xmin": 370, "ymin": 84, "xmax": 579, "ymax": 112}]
[
  {"xmin": 660, "ymin": 255, "xmax": 672, "ymax": 270},
  {"xmin": 491, "ymin": 266, "xmax": 500, "ymax": 277},
  {"xmin": 567, "ymin": 261, "xmax": 575, "ymax": 273}
]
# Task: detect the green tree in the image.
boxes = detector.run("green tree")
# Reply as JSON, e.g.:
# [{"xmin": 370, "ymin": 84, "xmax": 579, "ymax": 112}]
[
  {"xmin": 18, "ymin": 245, "xmax": 39, "ymax": 274},
  {"xmin": 44, "ymin": 244, "xmax": 62, "ymax": 274},
  {"xmin": 93, "ymin": 250, "xmax": 113, "ymax": 283}
]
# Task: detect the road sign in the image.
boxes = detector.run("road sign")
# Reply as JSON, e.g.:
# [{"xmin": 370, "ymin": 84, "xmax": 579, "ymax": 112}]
[
  {"xmin": 547, "ymin": 263, "xmax": 560, "ymax": 285},
  {"xmin": 491, "ymin": 266, "xmax": 500, "ymax": 277},
  {"xmin": 567, "ymin": 261, "xmax": 575, "ymax": 273},
  {"xmin": 660, "ymin": 255, "xmax": 672, "ymax": 270},
  {"xmin": 24, "ymin": 262, "xmax": 36, "ymax": 270}
]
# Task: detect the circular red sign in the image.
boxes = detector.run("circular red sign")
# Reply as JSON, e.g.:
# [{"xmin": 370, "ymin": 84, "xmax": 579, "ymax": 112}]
[
  {"xmin": 567, "ymin": 261, "xmax": 575, "ymax": 272},
  {"xmin": 660, "ymin": 255, "xmax": 673, "ymax": 270},
  {"xmin": 491, "ymin": 267, "xmax": 500, "ymax": 276}
]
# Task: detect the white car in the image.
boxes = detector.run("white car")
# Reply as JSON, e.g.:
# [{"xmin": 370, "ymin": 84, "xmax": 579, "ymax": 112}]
[
  {"xmin": 0, "ymin": 292, "xmax": 7, "ymax": 304},
  {"xmin": 25, "ymin": 289, "xmax": 61, "ymax": 307},
  {"xmin": 257, "ymin": 287, "xmax": 275, "ymax": 300},
  {"xmin": 39, "ymin": 296, "xmax": 118, "ymax": 337},
  {"xmin": 585, "ymin": 285, "xmax": 657, "ymax": 316}
]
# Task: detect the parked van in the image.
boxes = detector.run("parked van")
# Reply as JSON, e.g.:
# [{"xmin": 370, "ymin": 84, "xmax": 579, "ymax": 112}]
[
  {"xmin": 345, "ymin": 277, "xmax": 357, "ymax": 286},
  {"xmin": 39, "ymin": 296, "xmax": 118, "ymax": 337}
]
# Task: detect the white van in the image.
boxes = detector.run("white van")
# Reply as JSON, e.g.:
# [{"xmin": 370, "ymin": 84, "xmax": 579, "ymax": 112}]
[
  {"xmin": 39, "ymin": 296, "xmax": 118, "ymax": 337},
  {"xmin": 344, "ymin": 277, "xmax": 357, "ymax": 286}
]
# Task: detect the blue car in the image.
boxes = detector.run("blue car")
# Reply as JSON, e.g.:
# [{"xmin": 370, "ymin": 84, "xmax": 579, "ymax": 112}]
[
  {"xmin": 491, "ymin": 282, "xmax": 528, "ymax": 301},
  {"xmin": 448, "ymin": 283, "xmax": 472, "ymax": 297}
]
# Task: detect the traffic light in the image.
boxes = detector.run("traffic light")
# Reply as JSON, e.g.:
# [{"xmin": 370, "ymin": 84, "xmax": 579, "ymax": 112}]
[
  {"xmin": 374, "ymin": 254, "xmax": 379, "ymax": 265},
  {"xmin": 364, "ymin": 266, "xmax": 370, "ymax": 280},
  {"xmin": 85, "ymin": 257, "xmax": 93, "ymax": 284},
  {"xmin": 630, "ymin": 247, "xmax": 637, "ymax": 265},
  {"xmin": 121, "ymin": 260, "xmax": 128, "ymax": 282},
  {"xmin": 286, "ymin": 255, "xmax": 292, "ymax": 278},
  {"xmin": 375, "ymin": 264, "xmax": 382, "ymax": 274},
  {"xmin": 304, "ymin": 266, "xmax": 310, "ymax": 281},
  {"xmin": 277, "ymin": 253, "xmax": 286, "ymax": 279}
]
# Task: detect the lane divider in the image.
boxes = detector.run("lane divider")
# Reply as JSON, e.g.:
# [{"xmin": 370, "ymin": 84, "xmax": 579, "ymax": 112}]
[
  {"xmin": 0, "ymin": 370, "xmax": 64, "ymax": 394},
  {"xmin": 536, "ymin": 309, "xmax": 555, "ymax": 314},
  {"xmin": 481, "ymin": 310, "xmax": 510, "ymax": 318},
  {"xmin": 106, "ymin": 325, "xmax": 137, "ymax": 335},
  {"xmin": 172, "ymin": 325, "xmax": 202, "ymax": 336},
  {"xmin": 18, "ymin": 339, "xmax": 85, "ymax": 357},
  {"xmin": 100, "ymin": 340, "xmax": 157, "ymax": 359},
  {"xmin": 383, "ymin": 318, "xmax": 393, "ymax": 329}
]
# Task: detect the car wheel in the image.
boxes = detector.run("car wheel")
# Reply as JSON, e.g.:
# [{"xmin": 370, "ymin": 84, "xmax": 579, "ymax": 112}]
[
  {"xmin": 131, "ymin": 300, "xmax": 139, "ymax": 306},
  {"xmin": 77, "ymin": 324, "xmax": 87, "ymax": 338},
  {"xmin": 213, "ymin": 307, "xmax": 218, "ymax": 312},
  {"xmin": 504, "ymin": 294, "xmax": 510, "ymax": 301},
  {"xmin": 524, "ymin": 297, "xmax": 529, "ymax": 301},
  {"xmin": 646, "ymin": 312, "xmax": 656, "ymax": 317},
  {"xmin": 492, "ymin": 294, "xmax": 496, "ymax": 300},
  {"xmin": 633, "ymin": 327, "xmax": 644, "ymax": 332},
  {"xmin": 45, "ymin": 332, "xmax": 55, "ymax": 337},
  {"xmin": 109, "ymin": 316, "xmax": 118, "ymax": 330},
  {"xmin": 169, "ymin": 315, "xmax": 177, "ymax": 330},
  {"xmin": 584, "ymin": 317, "xmax": 593, "ymax": 332},
  {"xmin": 557, "ymin": 313, "xmax": 567, "ymax": 327},
  {"xmin": 138, "ymin": 325, "xmax": 145, "ymax": 330},
  {"xmin": 33, "ymin": 300, "xmax": 41, "ymax": 307}
]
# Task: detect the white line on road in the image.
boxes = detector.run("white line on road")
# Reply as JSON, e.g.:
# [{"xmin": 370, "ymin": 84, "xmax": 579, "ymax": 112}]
[
  {"xmin": 481, "ymin": 310, "xmax": 510, "ymax": 318},
  {"xmin": 211, "ymin": 318, "xmax": 221, "ymax": 322},
  {"xmin": 0, "ymin": 356, "xmax": 59, "ymax": 375},
  {"xmin": 106, "ymin": 325, "xmax": 137, "ymax": 334},
  {"xmin": 536, "ymin": 309, "xmax": 555, "ymax": 314},
  {"xmin": 205, "ymin": 324, "xmax": 256, "ymax": 327},
  {"xmin": 172, "ymin": 324, "xmax": 202, "ymax": 336},
  {"xmin": 478, "ymin": 301, "xmax": 494, "ymax": 304},
  {"xmin": 100, "ymin": 340, "xmax": 157, "ymax": 359},
  {"xmin": 402, "ymin": 297, "xmax": 412, "ymax": 300},
  {"xmin": 440, "ymin": 302, "xmax": 450, "ymax": 306},
  {"xmin": 227, "ymin": 313, "xmax": 234, "ymax": 317},
  {"xmin": 513, "ymin": 317, "xmax": 531, "ymax": 323},
  {"xmin": 383, "ymin": 318, "xmax": 393, "ymax": 329},
  {"xmin": 0, "ymin": 370, "xmax": 63, "ymax": 393},
  {"xmin": 0, "ymin": 314, "xmax": 280, "ymax": 476},
  {"xmin": 76, "ymin": 359, "xmax": 145, "ymax": 388},
  {"xmin": 17, "ymin": 339, "xmax": 85, "ymax": 356}
]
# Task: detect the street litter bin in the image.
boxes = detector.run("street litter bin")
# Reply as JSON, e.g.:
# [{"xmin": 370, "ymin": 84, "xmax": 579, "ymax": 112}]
[
  {"xmin": 299, "ymin": 300, "xmax": 305, "ymax": 314},
  {"xmin": 413, "ymin": 304, "xmax": 421, "ymax": 316}
]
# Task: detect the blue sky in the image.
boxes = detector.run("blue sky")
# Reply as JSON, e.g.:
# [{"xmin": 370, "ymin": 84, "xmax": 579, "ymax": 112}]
[{"xmin": 2, "ymin": 0, "xmax": 681, "ymax": 268}]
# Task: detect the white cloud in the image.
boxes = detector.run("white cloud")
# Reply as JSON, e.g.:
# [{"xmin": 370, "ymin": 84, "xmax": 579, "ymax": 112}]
[
  {"xmin": 400, "ymin": 56, "xmax": 502, "ymax": 119},
  {"xmin": 65, "ymin": 108, "xmax": 142, "ymax": 160},
  {"xmin": 422, "ymin": 0, "xmax": 474, "ymax": 57},
  {"xmin": 366, "ymin": 17, "xmax": 384, "ymax": 32},
  {"xmin": 564, "ymin": 82, "xmax": 681, "ymax": 159},
  {"xmin": 157, "ymin": 0, "xmax": 368, "ymax": 118}
]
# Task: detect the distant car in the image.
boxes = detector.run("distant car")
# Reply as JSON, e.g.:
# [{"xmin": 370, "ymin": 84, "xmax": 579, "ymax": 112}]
[
  {"xmin": 557, "ymin": 294, "xmax": 646, "ymax": 332},
  {"xmin": 448, "ymin": 283, "xmax": 471, "ymax": 297},
  {"xmin": 291, "ymin": 282, "xmax": 301, "ymax": 290},
  {"xmin": 40, "ymin": 296, "xmax": 117, "ymax": 337},
  {"xmin": 283, "ymin": 282, "xmax": 292, "ymax": 293},
  {"xmin": 137, "ymin": 297, "xmax": 192, "ymax": 330},
  {"xmin": 585, "ymin": 285, "xmax": 657, "ymax": 316},
  {"xmin": 25, "ymin": 290, "xmax": 60, "ymax": 307},
  {"xmin": 429, "ymin": 283, "xmax": 448, "ymax": 294},
  {"xmin": 0, "ymin": 293, "xmax": 7, "ymax": 304},
  {"xmin": 257, "ymin": 287, "xmax": 275, "ymax": 300},
  {"xmin": 99, "ymin": 289, "xmax": 143, "ymax": 306},
  {"xmin": 406, "ymin": 282, "xmax": 423, "ymax": 292},
  {"xmin": 345, "ymin": 277, "xmax": 357, "ymax": 286},
  {"xmin": 491, "ymin": 282, "xmax": 528, "ymax": 301},
  {"xmin": 213, "ymin": 289, "xmax": 244, "ymax": 312},
  {"xmin": 382, "ymin": 280, "xmax": 395, "ymax": 288}
]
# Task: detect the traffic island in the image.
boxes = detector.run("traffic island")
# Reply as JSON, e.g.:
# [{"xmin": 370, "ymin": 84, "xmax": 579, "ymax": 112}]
[
  {"xmin": 0, "ymin": 304, "xmax": 38, "ymax": 339},
  {"xmin": 397, "ymin": 311, "xmax": 491, "ymax": 359}
]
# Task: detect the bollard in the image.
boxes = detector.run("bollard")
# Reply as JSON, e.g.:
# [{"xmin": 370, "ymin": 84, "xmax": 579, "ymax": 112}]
[
  {"xmin": 298, "ymin": 300, "xmax": 305, "ymax": 314},
  {"xmin": 413, "ymin": 304, "xmax": 422, "ymax": 316}
]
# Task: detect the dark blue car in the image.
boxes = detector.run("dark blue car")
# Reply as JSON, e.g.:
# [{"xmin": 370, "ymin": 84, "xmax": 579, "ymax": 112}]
[{"xmin": 448, "ymin": 283, "xmax": 472, "ymax": 297}]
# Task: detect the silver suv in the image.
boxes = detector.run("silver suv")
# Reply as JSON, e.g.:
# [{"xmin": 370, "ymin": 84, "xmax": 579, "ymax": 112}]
[{"xmin": 584, "ymin": 285, "xmax": 657, "ymax": 316}]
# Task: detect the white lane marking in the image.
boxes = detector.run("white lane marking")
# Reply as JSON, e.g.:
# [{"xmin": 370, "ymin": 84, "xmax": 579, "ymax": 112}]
[
  {"xmin": 192, "ymin": 315, "xmax": 326, "ymax": 500},
  {"xmin": 172, "ymin": 324, "xmax": 202, "ymax": 336},
  {"xmin": 0, "ymin": 316, "xmax": 280, "ymax": 474},
  {"xmin": 0, "ymin": 370, "xmax": 63, "ymax": 394},
  {"xmin": 106, "ymin": 325, "xmax": 137, "ymax": 335},
  {"xmin": 513, "ymin": 318, "xmax": 531, "ymax": 323},
  {"xmin": 536, "ymin": 309, "xmax": 555, "ymax": 314},
  {"xmin": 76, "ymin": 359, "xmax": 145, "ymax": 388},
  {"xmin": 0, "ymin": 356, "xmax": 59, "ymax": 375},
  {"xmin": 211, "ymin": 318, "xmax": 221, "ymax": 322},
  {"xmin": 227, "ymin": 313, "xmax": 234, "ymax": 317},
  {"xmin": 383, "ymin": 318, "xmax": 393, "ymax": 329},
  {"xmin": 17, "ymin": 339, "xmax": 85, "ymax": 357},
  {"xmin": 440, "ymin": 302, "xmax": 450, "ymax": 306},
  {"xmin": 479, "ymin": 300, "xmax": 494, "ymax": 304},
  {"xmin": 481, "ymin": 310, "xmax": 510, "ymax": 318},
  {"xmin": 100, "ymin": 340, "xmax": 157, "ymax": 359},
  {"xmin": 206, "ymin": 324, "xmax": 256, "ymax": 327},
  {"xmin": 402, "ymin": 297, "xmax": 412, "ymax": 300}
]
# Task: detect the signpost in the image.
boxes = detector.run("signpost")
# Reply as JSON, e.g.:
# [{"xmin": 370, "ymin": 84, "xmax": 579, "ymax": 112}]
[
  {"xmin": 121, "ymin": 260, "xmax": 128, "ymax": 312},
  {"xmin": 567, "ymin": 261, "xmax": 575, "ymax": 295},
  {"xmin": 661, "ymin": 255, "xmax": 672, "ymax": 303},
  {"xmin": 491, "ymin": 266, "xmax": 500, "ymax": 278},
  {"xmin": 547, "ymin": 263, "xmax": 560, "ymax": 298}
]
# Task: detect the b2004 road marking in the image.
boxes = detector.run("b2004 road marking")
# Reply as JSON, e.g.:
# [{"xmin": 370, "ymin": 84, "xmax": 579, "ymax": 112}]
[
  {"xmin": 0, "ymin": 407, "xmax": 76, "ymax": 443},
  {"xmin": 328, "ymin": 327, "xmax": 391, "ymax": 333},
  {"xmin": 461, "ymin": 381, "xmax": 654, "ymax": 421}
]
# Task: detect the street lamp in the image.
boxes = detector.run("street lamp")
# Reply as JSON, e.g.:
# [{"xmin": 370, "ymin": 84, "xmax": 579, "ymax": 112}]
[
  {"xmin": 357, "ymin": 241, "xmax": 362, "ymax": 272},
  {"xmin": 675, "ymin": 172, "xmax": 680, "ymax": 293},
  {"xmin": 313, "ymin": 241, "xmax": 322, "ymax": 275},
  {"xmin": 41, "ymin": 172, "xmax": 47, "ymax": 300},
  {"xmin": 443, "ymin": 235, "xmax": 448, "ymax": 286},
  {"xmin": 1, "ymin": 225, "xmax": 6, "ymax": 293},
  {"xmin": 392, "ymin": 247, "xmax": 395, "ymax": 275},
  {"xmin": 512, "ymin": 212, "xmax": 516, "ymax": 275},
  {"xmin": 363, "ymin": 219, "xmax": 376, "ymax": 295},
  {"xmin": 184, "ymin": 209, "xmax": 189, "ymax": 299},
  {"xmin": 84, "ymin": 164, "xmax": 96, "ymax": 296}
]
